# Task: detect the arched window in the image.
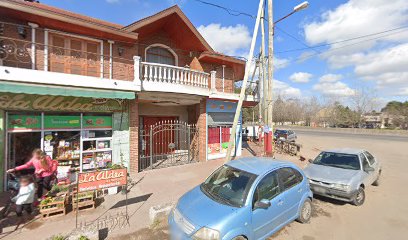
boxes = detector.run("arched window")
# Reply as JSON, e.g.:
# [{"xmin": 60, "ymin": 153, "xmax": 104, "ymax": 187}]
[{"xmin": 146, "ymin": 45, "xmax": 177, "ymax": 66}]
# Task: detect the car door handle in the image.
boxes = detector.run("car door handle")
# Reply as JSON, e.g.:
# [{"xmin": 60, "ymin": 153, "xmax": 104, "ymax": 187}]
[{"xmin": 278, "ymin": 200, "xmax": 284, "ymax": 206}]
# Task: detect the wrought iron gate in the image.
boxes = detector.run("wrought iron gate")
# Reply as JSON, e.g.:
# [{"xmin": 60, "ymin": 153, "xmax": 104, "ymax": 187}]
[{"xmin": 139, "ymin": 120, "xmax": 199, "ymax": 171}]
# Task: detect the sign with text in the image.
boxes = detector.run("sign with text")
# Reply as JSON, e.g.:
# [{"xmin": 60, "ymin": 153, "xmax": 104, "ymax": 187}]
[
  {"xmin": 8, "ymin": 114, "xmax": 41, "ymax": 131},
  {"xmin": 78, "ymin": 168, "xmax": 127, "ymax": 192},
  {"xmin": 0, "ymin": 93, "xmax": 125, "ymax": 112},
  {"xmin": 83, "ymin": 116, "xmax": 112, "ymax": 129}
]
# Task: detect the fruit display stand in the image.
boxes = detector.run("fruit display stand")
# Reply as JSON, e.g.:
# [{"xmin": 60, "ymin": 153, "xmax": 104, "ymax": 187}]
[
  {"xmin": 72, "ymin": 190, "xmax": 95, "ymax": 212},
  {"xmin": 39, "ymin": 193, "xmax": 68, "ymax": 219}
]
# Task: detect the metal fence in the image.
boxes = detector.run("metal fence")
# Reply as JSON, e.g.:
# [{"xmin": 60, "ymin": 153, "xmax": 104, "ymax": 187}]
[{"xmin": 139, "ymin": 120, "xmax": 199, "ymax": 171}]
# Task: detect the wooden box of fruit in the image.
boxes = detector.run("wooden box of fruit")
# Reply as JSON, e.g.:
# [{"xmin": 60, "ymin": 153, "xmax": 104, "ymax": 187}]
[
  {"xmin": 72, "ymin": 190, "xmax": 95, "ymax": 212},
  {"xmin": 39, "ymin": 185, "xmax": 70, "ymax": 218}
]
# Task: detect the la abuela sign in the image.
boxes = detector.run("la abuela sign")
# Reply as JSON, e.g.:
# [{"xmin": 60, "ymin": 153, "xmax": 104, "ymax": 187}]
[{"xmin": 78, "ymin": 169, "xmax": 127, "ymax": 192}]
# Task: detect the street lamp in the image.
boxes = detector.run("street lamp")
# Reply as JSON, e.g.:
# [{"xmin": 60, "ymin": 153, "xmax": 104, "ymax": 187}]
[
  {"xmin": 274, "ymin": 1, "xmax": 309, "ymax": 25},
  {"xmin": 264, "ymin": 0, "xmax": 309, "ymax": 156},
  {"xmin": 294, "ymin": 1, "xmax": 309, "ymax": 12}
]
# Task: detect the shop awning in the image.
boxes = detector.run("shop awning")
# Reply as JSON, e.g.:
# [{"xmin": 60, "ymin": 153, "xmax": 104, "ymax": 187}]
[{"xmin": 0, "ymin": 82, "xmax": 135, "ymax": 99}]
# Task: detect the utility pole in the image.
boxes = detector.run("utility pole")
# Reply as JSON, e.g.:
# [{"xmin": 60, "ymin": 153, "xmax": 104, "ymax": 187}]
[
  {"xmin": 265, "ymin": 0, "xmax": 274, "ymax": 156},
  {"xmin": 260, "ymin": 6, "xmax": 267, "ymax": 125},
  {"xmin": 225, "ymin": 0, "xmax": 264, "ymax": 163}
]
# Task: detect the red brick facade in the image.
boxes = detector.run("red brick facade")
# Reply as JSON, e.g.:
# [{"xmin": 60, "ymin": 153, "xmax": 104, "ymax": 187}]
[
  {"xmin": 198, "ymin": 98, "xmax": 207, "ymax": 162},
  {"xmin": 129, "ymin": 99, "xmax": 139, "ymax": 173}
]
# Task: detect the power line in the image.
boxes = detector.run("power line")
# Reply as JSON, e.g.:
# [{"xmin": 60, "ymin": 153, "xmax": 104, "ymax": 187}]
[
  {"xmin": 192, "ymin": 0, "xmax": 408, "ymax": 58},
  {"xmin": 276, "ymin": 25, "xmax": 408, "ymax": 54},
  {"xmin": 192, "ymin": 0, "xmax": 322, "ymax": 55},
  {"xmin": 274, "ymin": 26, "xmax": 321, "ymax": 54},
  {"xmin": 274, "ymin": 27, "xmax": 408, "ymax": 68},
  {"xmin": 193, "ymin": 0, "xmax": 255, "ymax": 18}
]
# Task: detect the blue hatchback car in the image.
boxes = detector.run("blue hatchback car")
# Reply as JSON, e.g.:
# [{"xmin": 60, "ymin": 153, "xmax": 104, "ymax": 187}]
[{"xmin": 168, "ymin": 158, "xmax": 313, "ymax": 240}]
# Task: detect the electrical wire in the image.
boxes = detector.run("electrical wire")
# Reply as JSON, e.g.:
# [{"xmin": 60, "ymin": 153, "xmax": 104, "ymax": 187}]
[{"xmin": 274, "ymin": 27, "xmax": 408, "ymax": 68}]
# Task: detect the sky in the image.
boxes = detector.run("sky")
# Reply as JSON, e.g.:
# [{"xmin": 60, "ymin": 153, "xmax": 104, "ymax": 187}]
[{"xmin": 41, "ymin": 0, "xmax": 408, "ymax": 108}]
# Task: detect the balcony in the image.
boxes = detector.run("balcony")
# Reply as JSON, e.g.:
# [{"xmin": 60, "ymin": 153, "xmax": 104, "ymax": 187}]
[
  {"xmin": 137, "ymin": 61, "xmax": 210, "ymax": 96},
  {"xmin": 0, "ymin": 23, "xmax": 137, "ymax": 92},
  {"xmin": 0, "ymin": 22, "xmax": 258, "ymax": 101}
]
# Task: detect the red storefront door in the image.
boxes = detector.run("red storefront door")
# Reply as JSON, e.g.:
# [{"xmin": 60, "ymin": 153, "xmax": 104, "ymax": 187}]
[{"xmin": 142, "ymin": 116, "xmax": 178, "ymax": 155}]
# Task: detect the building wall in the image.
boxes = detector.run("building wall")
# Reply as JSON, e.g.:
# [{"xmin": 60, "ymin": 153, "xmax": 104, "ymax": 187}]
[
  {"xmin": 129, "ymin": 100, "xmax": 139, "ymax": 173},
  {"xmin": 138, "ymin": 103, "xmax": 188, "ymax": 123},
  {"xmin": 0, "ymin": 17, "xmax": 137, "ymax": 81},
  {"xmin": 138, "ymin": 31, "xmax": 194, "ymax": 68},
  {"xmin": 198, "ymin": 99, "xmax": 207, "ymax": 162},
  {"xmin": 201, "ymin": 62, "xmax": 235, "ymax": 93}
]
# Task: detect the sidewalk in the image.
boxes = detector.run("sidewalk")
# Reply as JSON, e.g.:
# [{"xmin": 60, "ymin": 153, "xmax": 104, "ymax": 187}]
[
  {"xmin": 0, "ymin": 141, "xmax": 303, "ymax": 240},
  {"xmin": 0, "ymin": 159, "xmax": 224, "ymax": 240}
]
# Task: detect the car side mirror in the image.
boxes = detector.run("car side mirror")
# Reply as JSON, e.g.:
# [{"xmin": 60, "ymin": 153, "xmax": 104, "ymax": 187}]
[
  {"xmin": 254, "ymin": 199, "xmax": 271, "ymax": 209},
  {"xmin": 364, "ymin": 166, "xmax": 375, "ymax": 172}
]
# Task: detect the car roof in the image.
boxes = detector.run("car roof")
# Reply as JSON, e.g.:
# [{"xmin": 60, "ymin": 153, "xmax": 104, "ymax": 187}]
[
  {"xmin": 225, "ymin": 157, "xmax": 297, "ymax": 175},
  {"xmin": 324, "ymin": 148, "xmax": 364, "ymax": 155}
]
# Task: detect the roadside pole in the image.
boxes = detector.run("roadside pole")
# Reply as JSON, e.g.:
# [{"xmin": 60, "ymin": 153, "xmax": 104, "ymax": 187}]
[
  {"xmin": 265, "ymin": 0, "xmax": 274, "ymax": 156},
  {"xmin": 260, "ymin": 6, "xmax": 267, "ymax": 126},
  {"xmin": 225, "ymin": 0, "xmax": 264, "ymax": 163}
]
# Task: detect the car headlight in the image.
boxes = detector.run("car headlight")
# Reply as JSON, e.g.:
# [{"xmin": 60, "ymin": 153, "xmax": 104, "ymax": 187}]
[
  {"xmin": 193, "ymin": 227, "xmax": 220, "ymax": 240},
  {"xmin": 333, "ymin": 183, "xmax": 350, "ymax": 191}
]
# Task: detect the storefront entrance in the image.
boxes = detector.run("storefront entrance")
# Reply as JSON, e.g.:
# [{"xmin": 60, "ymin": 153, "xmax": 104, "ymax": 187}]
[
  {"xmin": 206, "ymin": 100, "xmax": 242, "ymax": 160},
  {"xmin": 139, "ymin": 119, "xmax": 199, "ymax": 171},
  {"xmin": 0, "ymin": 90, "xmax": 133, "ymax": 191},
  {"xmin": 5, "ymin": 112, "xmax": 114, "ymax": 186}
]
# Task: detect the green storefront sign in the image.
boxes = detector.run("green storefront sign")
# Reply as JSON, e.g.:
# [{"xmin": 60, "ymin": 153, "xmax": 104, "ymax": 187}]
[
  {"xmin": 8, "ymin": 115, "xmax": 41, "ymax": 130},
  {"xmin": 83, "ymin": 116, "xmax": 112, "ymax": 129},
  {"xmin": 44, "ymin": 115, "xmax": 81, "ymax": 129},
  {"xmin": 0, "ymin": 93, "xmax": 125, "ymax": 112}
]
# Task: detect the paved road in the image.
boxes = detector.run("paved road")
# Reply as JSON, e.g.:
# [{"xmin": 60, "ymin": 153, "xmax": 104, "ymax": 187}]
[
  {"xmin": 272, "ymin": 131, "xmax": 408, "ymax": 240},
  {"xmin": 295, "ymin": 129, "xmax": 408, "ymax": 142}
]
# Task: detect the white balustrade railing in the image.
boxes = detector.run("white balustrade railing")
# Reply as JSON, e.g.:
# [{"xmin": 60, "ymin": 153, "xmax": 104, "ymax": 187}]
[{"xmin": 139, "ymin": 62, "xmax": 209, "ymax": 88}]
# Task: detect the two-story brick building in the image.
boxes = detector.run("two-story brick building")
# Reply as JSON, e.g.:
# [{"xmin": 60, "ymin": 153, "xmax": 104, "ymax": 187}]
[{"xmin": 0, "ymin": 0, "xmax": 258, "ymax": 190}]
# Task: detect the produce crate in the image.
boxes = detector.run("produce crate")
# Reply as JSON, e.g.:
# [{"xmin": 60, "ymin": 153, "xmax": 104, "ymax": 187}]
[
  {"xmin": 39, "ymin": 194, "xmax": 68, "ymax": 219},
  {"xmin": 72, "ymin": 190, "xmax": 95, "ymax": 212}
]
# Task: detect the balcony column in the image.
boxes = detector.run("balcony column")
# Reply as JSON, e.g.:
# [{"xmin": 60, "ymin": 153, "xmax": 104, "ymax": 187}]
[
  {"xmin": 44, "ymin": 29, "xmax": 48, "ymax": 71},
  {"xmin": 108, "ymin": 40, "xmax": 114, "ymax": 79},
  {"xmin": 133, "ymin": 56, "xmax": 141, "ymax": 86},
  {"xmin": 28, "ymin": 23, "xmax": 39, "ymax": 70},
  {"xmin": 210, "ymin": 70, "xmax": 216, "ymax": 92}
]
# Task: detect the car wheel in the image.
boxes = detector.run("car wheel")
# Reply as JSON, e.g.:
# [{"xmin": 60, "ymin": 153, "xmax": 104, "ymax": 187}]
[
  {"xmin": 297, "ymin": 199, "xmax": 312, "ymax": 223},
  {"xmin": 373, "ymin": 171, "xmax": 381, "ymax": 186},
  {"xmin": 352, "ymin": 187, "xmax": 365, "ymax": 206},
  {"xmin": 232, "ymin": 236, "xmax": 247, "ymax": 240}
]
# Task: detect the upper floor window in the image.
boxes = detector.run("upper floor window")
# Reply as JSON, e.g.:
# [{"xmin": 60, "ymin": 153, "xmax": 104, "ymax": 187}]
[{"xmin": 146, "ymin": 45, "xmax": 176, "ymax": 66}]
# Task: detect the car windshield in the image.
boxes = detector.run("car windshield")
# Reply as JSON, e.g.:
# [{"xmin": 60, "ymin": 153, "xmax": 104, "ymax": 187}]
[
  {"xmin": 201, "ymin": 165, "xmax": 257, "ymax": 208},
  {"xmin": 313, "ymin": 152, "xmax": 361, "ymax": 170}
]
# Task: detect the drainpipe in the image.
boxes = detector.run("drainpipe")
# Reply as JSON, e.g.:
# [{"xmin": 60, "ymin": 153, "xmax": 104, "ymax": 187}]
[{"xmin": 28, "ymin": 23, "xmax": 39, "ymax": 70}]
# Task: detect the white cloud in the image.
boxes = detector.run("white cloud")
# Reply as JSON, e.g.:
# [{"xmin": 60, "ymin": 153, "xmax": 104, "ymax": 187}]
[
  {"xmin": 289, "ymin": 72, "xmax": 312, "ymax": 83},
  {"xmin": 303, "ymin": 0, "xmax": 408, "ymax": 97},
  {"xmin": 319, "ymin": 74, "xmax": 342, "ymax": 83},
  {"xmin": 197, "ymin": 23, "xmax": 251, "ymax": 56},
  {"xmin": 274, "ymin": 57, "xmax": 289, "ymax": 69},
  {"xmin": 313, "ymin": 74, "xmax": 355, "ymax": 97},
  {"xmin": 274, "ymin": 80, "xmax": 302, "ymax": 98},
  {"xmin": 313, "ymin": 81, "xmax": 355, "ymax": 97},
  {"xmin": 304, "ymin": 0, "xmax": 408, "ymax": 48}
]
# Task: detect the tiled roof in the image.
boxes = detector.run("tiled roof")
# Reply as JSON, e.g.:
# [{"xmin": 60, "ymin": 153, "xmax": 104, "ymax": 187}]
[{"xmin": 9, "ymin": 0, "xmax": 124, "ymax": 29}]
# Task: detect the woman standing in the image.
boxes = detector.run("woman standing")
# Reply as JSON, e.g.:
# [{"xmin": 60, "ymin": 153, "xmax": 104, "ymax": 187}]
[{"xmin": 7, "ymin": 149, "xmax": 57, "ymax": 197}]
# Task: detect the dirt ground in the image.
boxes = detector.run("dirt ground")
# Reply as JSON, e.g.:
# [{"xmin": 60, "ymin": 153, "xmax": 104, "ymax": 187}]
[{"xmin": 121, "ymin": 131, "xmax": 408, "ymax": 240}]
